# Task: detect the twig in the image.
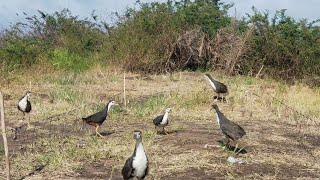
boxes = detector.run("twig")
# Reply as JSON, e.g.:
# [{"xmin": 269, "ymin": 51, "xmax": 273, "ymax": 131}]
[
  {"xmin": 255, "ymin": 65, "xmax": 264, "ymax": 78},
  {"xmin": 198, "ymin": 35, "xmax": 205, "ymax": 58},
  {"xmin": 0, "ymin": 92, "xmax": 11, "ymax": 180}
]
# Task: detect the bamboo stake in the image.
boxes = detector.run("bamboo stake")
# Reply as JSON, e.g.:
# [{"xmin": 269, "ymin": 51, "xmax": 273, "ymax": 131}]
[
  {"xmin": 123, "ymin": 72, "xmax": 127, "ymax": 107},
  {"xmin": 0, "ymin": 92, "xmax": 10, "ymax": 180}
]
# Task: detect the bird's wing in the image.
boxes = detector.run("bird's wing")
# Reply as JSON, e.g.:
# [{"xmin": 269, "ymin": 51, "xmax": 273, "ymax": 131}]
[
  {"xmin": 121, "ymin": 157, "xmax": 134, "ymax": 180},
  {"xmin": 82, "ymin": 111, "xmax": 105, "ymax": 123},
  {"xmin": 219, "ymin": 113, "xmax": 246, "ymax": 140},
  {"xmin": 215, "ymin": 81, "xmax": 228, "ymax": 93},
  {"xmin": 153, "ymin": 115, "xmax": 164, "ymax": 125},
  {"xmin": 26, "ymin": 101, "xmax": 32, "ymax": 112}
]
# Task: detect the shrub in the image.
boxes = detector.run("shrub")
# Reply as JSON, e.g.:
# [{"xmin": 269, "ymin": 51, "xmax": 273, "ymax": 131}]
[
  {"xmin": 51, "ymin": 48, "xmax": 90, "ymax": 72},
  {"xmin": 1, "ymin": 1, "xmax": 320, "ymax": 82}
]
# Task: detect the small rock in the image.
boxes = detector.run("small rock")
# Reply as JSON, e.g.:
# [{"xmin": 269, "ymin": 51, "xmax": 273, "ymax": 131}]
[
  {"xmin": 227, "ymin": 156, "xmax": 245, "ymax": 164},
  {"xmin": 77, "ymin": 140, "xmax": 86, "ymax": 148}
]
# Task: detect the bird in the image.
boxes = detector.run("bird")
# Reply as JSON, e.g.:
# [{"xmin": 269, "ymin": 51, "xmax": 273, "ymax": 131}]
[
  {"xmin": 204, "ymin": 74, "xmax": 228, "ymax": 102},
  {"xmin": 122, "ymin": 130, "xmax": 149, "ymax": 180},
  {"xmin": 153, "ymin": 108, "xmax": 172, "ymax": 134},
  {"xmin": 17, "ymin": 91, "xmax": 32, "ymax": 128},
  {"xmin": 81, "ymin": 100, "xmax": 117, "ymax": 137},
  {"xmin": 212, "ymin": 104, "xmax": 246, "ymax": 147}
]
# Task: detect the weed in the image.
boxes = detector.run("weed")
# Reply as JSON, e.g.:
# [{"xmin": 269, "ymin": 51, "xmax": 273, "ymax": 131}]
[{"xmin": 51, "ymin": 49, "xmax": 90, "ymax": 72}]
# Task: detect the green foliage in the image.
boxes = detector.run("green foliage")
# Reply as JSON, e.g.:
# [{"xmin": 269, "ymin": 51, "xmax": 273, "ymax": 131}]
[
  {"xmin": 104, "ymin": 0, "xmax": 231, "ymax": 72},
  {"xmin": 0, "ymin": 9, "xmax": 104, "ymax": 72},
  {"xmin": 0, "ymin": 1, "xmax": 320, "ymax": 81},
  {"xmin": 51, "ymin": 49, "xmax": 89, "ymax": 72},
  {"xmin": 244, "ymin": 8, "xmax": 320, "ymax": 78}
]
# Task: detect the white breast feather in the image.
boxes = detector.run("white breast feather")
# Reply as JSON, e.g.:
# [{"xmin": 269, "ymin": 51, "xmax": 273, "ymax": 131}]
[
  {"xmin": 216, "ymin": 113, "xmax": 220, "ymax": 127},
  {"xmin": 160, "ymin": 112, "xmax": 169, "ymax": 125},
  {"xmin": 132, "ymin": 143, "xmax": 148, "ymax": 178},
  {"xmin": 205, "ymin": 76, "xmax": 216, "ymax": 91},
  {"xmin": 18, "ymin": 96, "xmax": 28, "ymax": 111}
]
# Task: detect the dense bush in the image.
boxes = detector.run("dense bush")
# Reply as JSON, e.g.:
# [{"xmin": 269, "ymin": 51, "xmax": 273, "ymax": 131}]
[
  {"xmin": 0, "ymin": 0, "xmax": 320, "ymax": 81},
  {"xmin": 0, "ymin": 9, "xmax": 105, "ymax": 72},
  {"xmin": 243, "ymin": 8, "xmax": 320, "ymax": 79}
]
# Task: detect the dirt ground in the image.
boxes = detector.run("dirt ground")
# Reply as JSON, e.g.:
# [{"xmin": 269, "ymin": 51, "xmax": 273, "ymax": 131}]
[{"xmin": 0, "ymin": 70, "xmax": 320, "ymax": 179}]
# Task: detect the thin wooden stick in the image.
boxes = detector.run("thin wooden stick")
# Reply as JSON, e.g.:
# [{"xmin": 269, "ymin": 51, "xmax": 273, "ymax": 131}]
[
  {"xmin": 255, "ymin": 64, "xmax": 264, "ymax": 78},
  {"xmin": 0, "ymin": 92, "xmax": 10, "ymax": 180},
  {"xmin": 123, "ymin": 72, "xmax": 127, "ymax": 107}
]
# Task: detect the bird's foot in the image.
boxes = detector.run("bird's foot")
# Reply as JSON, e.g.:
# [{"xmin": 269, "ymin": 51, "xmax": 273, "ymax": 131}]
[
  {"xmin": 222, "ymin": 97, "xmax": 227, "ymax": 103},
  {"xmin": 96, "ymin": 132, "xmax": 104, "ymax": 138}
]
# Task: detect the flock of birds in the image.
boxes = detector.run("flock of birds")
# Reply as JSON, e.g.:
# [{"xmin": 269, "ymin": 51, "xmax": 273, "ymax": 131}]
[{"xmin": 16, "ymin": 73, "xmax": 246, "ymax": 180}]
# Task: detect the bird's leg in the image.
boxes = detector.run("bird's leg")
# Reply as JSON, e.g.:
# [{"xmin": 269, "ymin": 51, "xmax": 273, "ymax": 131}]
[
  {"xmin": 162, "ymin": 127, "xmax": 168, "ymax": 135},
  {"xmin": 80, "ymin": 120, "xmax": 85, "ymax": 131},
  {"xmin": 95, "ymin": 125, "xmax": 104, "ymax": 138},
  {"xmin": 222, "ymin": 96, "xmax": 227, "ymax": 103},
  {"xmin": 213, "ymin": 96, "xmax": 218, "ymax": 103},
  {"xmin": 234, "ymin": 142, "xmax": 241, "ymax": 155},
  {"xmin": 224, "ymin": 138, "xmax": 230, "ymax": 147},
  {"xmin": 26, "ymin": 114, "xmax": 32, "ymax": 129}
]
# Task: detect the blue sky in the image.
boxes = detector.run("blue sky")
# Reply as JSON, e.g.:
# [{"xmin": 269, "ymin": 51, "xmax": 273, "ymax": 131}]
[{"xmin": 0, "ymin": 0, "xmax": 319, "ymax": 29}]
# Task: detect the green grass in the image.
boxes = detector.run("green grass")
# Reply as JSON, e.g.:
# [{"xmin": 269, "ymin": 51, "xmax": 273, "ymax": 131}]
[
  {"xmin": 51, "ymin": 49, "xmax": 90, "ymax": 73},
  {"xmin": 1, "ymin": 70, "xmax": 320, "ymax": 179},
  {"xmin": 132, "ymin": 94, "xmax": 168, "ymax": 117},
  {"xmin": 51, "ymin": 88, "xmax": 83, "ymax": 104}
]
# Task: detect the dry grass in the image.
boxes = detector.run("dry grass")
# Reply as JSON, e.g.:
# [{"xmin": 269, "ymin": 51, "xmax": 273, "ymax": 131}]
[{"xmin": 0, "ymin": 66, "xmax": 320, "ymax": 179}]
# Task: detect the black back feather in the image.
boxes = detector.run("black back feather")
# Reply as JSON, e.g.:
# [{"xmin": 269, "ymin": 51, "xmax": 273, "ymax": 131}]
[
  {"xmin": 25, "ymin": 101, "xmax": 32, "ymax": 113},
  {"xmin": 122, "ymin": 156, "xmax": 134, "ymax": 180},
  {"xmin": 82, "ymin": 107, "xmax": 108, "ymax": 125},
  {"xmin": 153, "ymin": 115, "xmax": 164, "ymax": 126},
  {"xmin": 217, "ymin": 111, "xmax": 246, "ymax": 141}
]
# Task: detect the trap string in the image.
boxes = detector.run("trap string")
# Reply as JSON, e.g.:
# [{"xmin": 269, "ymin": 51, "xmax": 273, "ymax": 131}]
[{"xmin": 252, "ymin": 92, "xmax": 317, "ymax": 160}]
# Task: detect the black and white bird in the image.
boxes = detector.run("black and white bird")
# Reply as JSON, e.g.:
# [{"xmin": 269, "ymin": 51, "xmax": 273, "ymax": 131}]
[
  {"xmin": 17, "ymin": 91, "xmax": 32, "ymax": 127},
  {"xmin": 81, "ymin": 100, "xmax": 117, "ymax": 137},
  {"xmin": 212, "ymin": 104, "xmax": 246, "ymax": 146},
  {"xmin": 153, "ymin": 108, "xmax": 172, "ymax": 134},
  {"xmin": 204, "ymin": 74, "xmax": 228, "ymax": 102},
  {"xmin": 122, "ymin": 130, "xmax": 149, "ymax": 180}
]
